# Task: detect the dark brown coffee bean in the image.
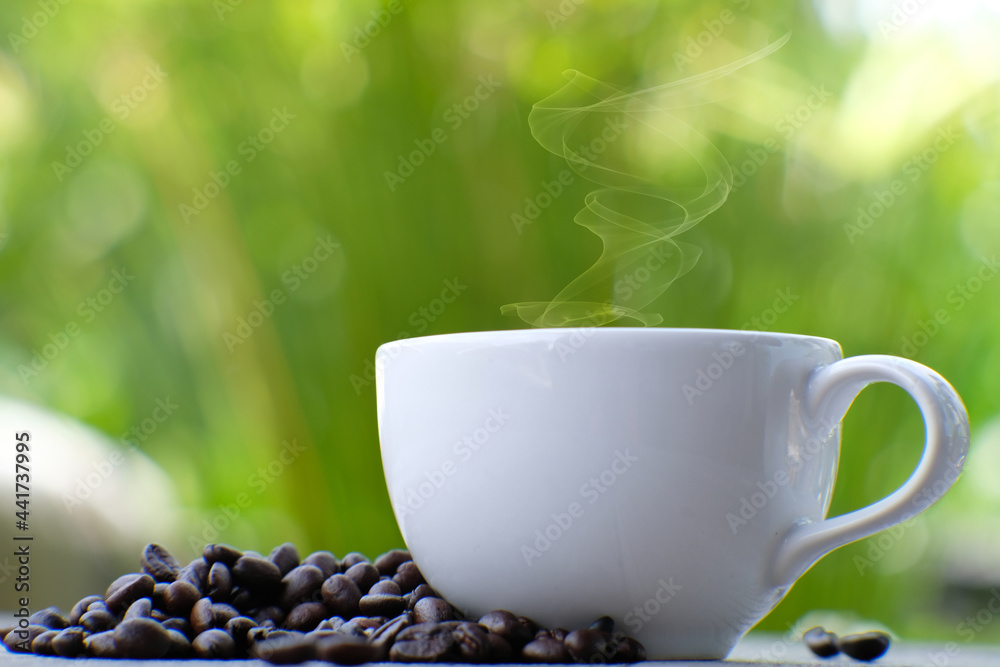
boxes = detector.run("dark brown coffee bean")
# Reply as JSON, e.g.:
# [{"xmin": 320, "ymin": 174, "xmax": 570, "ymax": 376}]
[
  {"xmin": 124, "ymin": 597, "xmax": 152, "ymax": 620},
  {"xmin": 302, "ymin": 550, "xmax": 340, "ymax": 578},
  {"xmin": 3, "ymin": 624, "xmax": 47, "ymax": 653},
  {"xmin": 87, "ymin": 599, "xmax": 110, "ymax": 613},
  {"xmin": 316, "ymin": 634, "xmax": 382, "ymax": 665},
  {"xmin": 370, "ymin": 579, "xmax": 402, "ymax": 596},
  {"xmin": 345, "ymin": 562, "xmax": 380, "ymax": 593},
  {"xmin": 153, "ymin": 582, "xmax": 169, "ymax": 607},
  {"xmin": 247, "ymin": 625, "xmax": 272, "ymax": 645},
  {"xmin": 407, "ymin": 583, "xmax": 436, "ymax": 611},
  {"xmin": 179, "ymin": 558, "xmax": 209, "ymax": 590},
  {"xmin": 253, "ymin": 605, "xmax": 286, "ymax": 627},
  {"xmin": 283, "ymin": 602, "xmax": 328, "ymax": 632},
  {"xmin": 254, "ymin": 632, "xmax": 316, "ymax": 663},
  {"xmin": 280, "ymin": 564, "xmax": 325, "ymax": 610},
  {"xmin": 231, "ymin": 585, "xmax": 254, "ymax": 611},
  {"xmin": 479, "ymin": 610, "xmax": 533, "ymax": 648},
  {"xmin": 190, "ymin": 597, "xmax": 214, "ymax": 634},
  {"xmin": 565, "ymin": 628, "xmax": 616, "ymax": 663},
  {"xmin": 340, "ymin": 616, "xmax": 385, "ymax": 637},
  {"xmin": 453, "ymin": 621, "xmax": 490, "ymax": 661},
  {"xmin": 390, "ymin": 622, "xmax": 458, "ymax": 661},
  {"xmin": 193, "ymin": 627, "xmax": 237, "ymax": 659},
  {"xmin": 69, "ymin": 595, "xmax": 102, "ymax": 625},
  {"xmin": 322, "ymin": 573, "xmax": 362, "ymax": 618},
  {"xmin": 226, "ymin": 614, "xmax": 258, "ymax": 637},
  {"xmin": 233, "ymin": 555, "xmax": 283, "ymax": 589},
  {"xmin": 315, "ymin": 617, "xmax": 345, "ymax": 632},
  {"xmin": 30, "ymin": 629, "xmax": 58, "ymax": 655},
  {"xmin": 614, "ymin": 635, "xmax": 647, "ymax": 662},
  {"xmin": 208, "ymin": 561, "xmax": 233, "ymax": 601},
  {"xmin": 141, "ymin": 543, "xmax": 181, "ymax": 582},
  {"xmin": 488, "ymin": 633, "xmax": 514, "ymax": 661},
  {"xmin": 164, "ymin": 579, "xmax": 201, "ymax": 615},
  {"xmin": 804, "ymin": 626, "xmax": 840, "ymax": 658},
  {"xmin": 51, "ymin": 627, "xmax": 86, "ymax": 657},
  {"xmin": 162, "ymin": 616, "xmax": 192, "ymax": 636},
  {"xmin": 414, "ymin": 597, "xmax": 453, "ymax": 624},
  {"xmin": 370, "ymin": 613, "xmax": 412, "ymax": 647},
  {"xmin": 522, "ymin": 636, "xmax": 569, "ymax": 663},
  {"xmin": 360, "ymin": 593, "xmax": 407, "ymax": 617},
  {"xmin": 204, "ymin": 543, "xmax": 244, "ymax": 565},
  {"xmin": 340, "ymin": 552, "xmax": 369, "ymax": 569},
  {"xmin": 589, "ymin": 616, "xmax": 614, "ymax": 634},
  {"xmin": 839, "ymin": 632, "xmax": 890, "ymax": 661},
  {"xmin": 552, "ymin": 628, "xmax": 568, "ymax": 642},
  {"xmin": 79, "ymin": 609, "xmax": 117, "ymax": 633},
  {"xmin": 28, "ymin": 607, "xmax": 67, "ymax": 630},
  {"xmin": 165, "ymin": 628, "xmax": 193, "ymax": 658},
  {"xmin": 393, "ymin": 561, "xmax": 425, "ymax": 593},
  {"xmin": 83, "ymin": 629, "xmax": 119, "ymax": 657},
  {"xmin": 269, "ymin": 542, "xmax": 300, "ymax": 576},
  {"xmin": 105, "ymin": 572, "xmax": 155, "ymax": 612},
  {"xmin": 151, "ymin": 608, "xmax": 170, "ymax": 622},
  {"xmin": 114, "ymin": 617, "xmax": 172, "ymax": 659},
  {"xmin": 374, "ymin": 549, "xmax": 412, "ymax": 576}
]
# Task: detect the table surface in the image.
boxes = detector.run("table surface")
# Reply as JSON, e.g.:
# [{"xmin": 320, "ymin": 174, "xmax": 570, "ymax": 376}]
[{"xmin": 0, "ymin": 635, "xmax": 996, "ymax": 666}]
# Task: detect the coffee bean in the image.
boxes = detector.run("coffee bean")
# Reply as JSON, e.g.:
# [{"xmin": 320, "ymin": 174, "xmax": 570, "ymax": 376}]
[
  {"xmin": 340, "ymin": 616, "xmax": 384, "ymax": 637},
  {"xmin": 162, "ymin": 616, "xmax": 192, "ymax": 636},
  {"xmin": 253, "ymin": 605, "xmax": 287, "ymax": 627},
  {"xmin": 283, "ymin": 601, "xmax": 328, "ymax": 632},
  {"xmin": 165, "ymin": 579, "xmax": 202, "ymax": 615},
  {"xmin": 83, "ymin": 629, "xmax": 119, "ymax": 658},
  {"xmin": 393, "ymin": 561, "xmax": 425, "ymax": 593},
  {"xmin": 231, "ymin": 585, "xmax": 254, "ymax": 611},
  {"xmin": 114, "ymin": 617, "xmax": 172, "ymax": 659},
  {"xmin": 69, "ymin": 595, "xmax": 102, "ymax": 625},
  {"xmin": 51, "ymin": 627, "xmax": 86, "ymax": 657},
  {"xmin": 79, "ymin": 609, "xmax": 117, "ymax": 633},
  {"xmin": 588, "ymin": 616, "xmax": 615, "ymax": 634},
  {"xmin": 204, "ymin": 543, "xmax": 244, "ymax": 565},
  {"xmin": 3, "ymin": 624, "xmax": 46, "ymax": 653},
  {"xmin": 414, "ymin": 597, "xmax": 454, "ymax": 624},
  {"xmin": 316, "ymin": 634, "xmax": 382, "ymax": 665},
  {"xmin": 565, "ymin": 628, "xmax": 616, "ymax": 663},
  {"xmin": 370, "ymin": 613, "xmax": 412, "ymax": 649},
  {"xmin": 522, "ymin": 636, "xmax": 569, "ymax": 663},
  {"xmin": 124, "ymin": 597, "xmax": 152, "ymax": 620},
  {"xmin": 839, "ymin": 631, "xmax": 891, "ymax": 661},
  {"xmin": 345, "ymin": 561, "xmax": 380, "ymax": 593},
  {"xmin": 315, "ymin": 617, "xmax": 345, "ymax": 632},
  {"xmin": 615, "ymin": 635, "xmax": 647, "ymax": 662},
  {"xmin": 255, "ymin": 631, "xmax": 316, "ymax": 664},
  {"xmin": 208, "ymin": 561, "xmax": 233, "ymax": 601},
  {"xmin": 28, "ymin": 607, "xmax": 67, "ymax": 630},
  {"xmin": 371, "ymin": 579, "xmax": 403, "ymax": 596},
  {"xmin": 270, "ymin": 542, "xmax": 301, "ymax": 576},
  {"xmin": 165, "ymin": 628, "xmax": 193, "ymax": 658},
  {"xmin": 302, "ymin": 550, "xmax": 340, "ymax": 578},
  {"xmin": 407, "ymin": 583, "xmax": 436, "ymax": 611},
  {"xmin": 233, "ymin": 555, "xmax": 283, "ymax": 589},
  {"xmin": 375, "ymin": 549, "xmax": 412, "ymax": 576},
  {"xmin": 105, "ymin": 572, "xmax": 155, "ymax": 612},
  {"xmin": 390, "ymin": 622, "xmax": 458, "ymax": 661},
  {"xmin": 360, "ymin": 593, "xmax": 407, "ymax": 617},
  {"xmin": 151, "ymin": 608, "xmax": 170, "ymax": 622},
  {"xmin": 87, "ymin": 599, "xmax": 110, "ymax": 613},
  {"xmin": 280, "ymin": 564, "xmax": 325, "ymax": 610},
  {"xmin": 153, "ymin": 582, "xmax": 169, "ymax": 607},
  {"xmin": 453, "ymin": 621, "xmax": 491, "ymax": 661},
  {"xmin": 488, "ymin": 633, "xmax": 515, "ymax": 661},
  {"xmin": 193, "ymin": 627, "xmax": 237, "ymax": 659},
  {"xmin": 179, "ymin": 558, "xmax": 209, "ymax": 590},
  {"xmin": 479, "ymin": 610, "xmax": 534, "ymax": 648},
  {"xmin": 30, "ymin": 629, "xmax": 58, "ymax": 656},
  {"xmin": 322, "ymin": 573, "xmax": 362, "ymax": 618},
  {"xmin": 340, "ymin": 551, "xmax": 369, "ymax": 569},
  {"xmin": 226, "ymin": 614, "xmax": 258, "ymax": 638},
  {"xmin": 191, "ymin": 597, "xmax": 215, "ymax": 634},
  {"xmin": 804, "ymin": 626, "xmax": 840, "ymax": 658},
  {"xmin": 142, "ymin": 543, "xmax": 182, "ymax": 582}
]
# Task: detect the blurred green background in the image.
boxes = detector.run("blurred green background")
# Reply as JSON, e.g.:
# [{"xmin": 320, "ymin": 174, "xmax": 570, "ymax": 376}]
[{"xmin": 2, "ymin": 0, "xmax": 1000, "ymax": 645}]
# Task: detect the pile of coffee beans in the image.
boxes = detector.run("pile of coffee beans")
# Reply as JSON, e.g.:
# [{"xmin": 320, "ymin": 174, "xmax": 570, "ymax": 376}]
[
  {"xmin": 804, "ymin": 626, "xmax": 891, "ymax": 662},
  {"xmin": 1, "ymin": 543, "xmax": 646, "ymax": 663}
]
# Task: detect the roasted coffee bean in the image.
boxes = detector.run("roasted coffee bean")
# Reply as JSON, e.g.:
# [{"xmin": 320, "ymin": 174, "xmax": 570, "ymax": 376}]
[
  {"xmin": 165, "ymin": 629, "xmax": 193, "ymax": 659},
  {"xmin": 615, "ymin": 636, "xmax": 647, "ymax": 662},
  {"xmin": 407, "ymin": 584, "xmax": 436, "ymax": 610},
  {"xmin": 231, "ymin": 585, "xmax": 254, "ymax": 611},
  {"xmin": 83, "ymin": 629, "xmax": 119, "ymax": 658},
  {"xmin": 280, "ymin": 564, "xmax": 325, "ymax": 610},
  {"xmin": 124, "ymin": 597, "xmax": 152, "ymax": 620},
  {"xmin": 314, "ymin": 634, "xmax": 380, "ymax": 665},
  {"xmin": 162, "ymin": 616, "xmax": 192, "ymax": 636},
  {"xmin": 360, "ymin": 592, "xmax": 407, "ymax": 617},
  {"xmin": 283, "ymin": 601, "xmax": 328, "ymax": 631},
  {"xmin": 141, "ymin": 543, "xmax": 182, "ymax": 582},
  {"xmin": 69, "ymin": 595, "xmax": 102, "ymax": 625},
  {"xmin": 193, "ymin": 628, "xmax": 237, "ymax": 659},
  {"xmin": 87, "ymin": 599, "xmax": 110, "ymax": 613},
  {"xmin": 345, "ymin": 561, "xmax": 380, "ymax": 593},
  {"xmin": 375, "ymin": 549, "xmax": 412, "ymax": 576},
  {"xmin": 393, "ymin": 561, "xmax": 425, "ymax": 593},
  {"xmin": 255, "ymin": 632, "xmax": 316, "ymax": 664},
  {"xmin": 488, "ymin": 633, "xmax": 515, "ymax": 662},
  {"xmin": 302, "ymin": 550, "xmax": 340, "ymax": 578},
  {"xmin": 565, "ymin": 628, "xmax": 616, "ymax": 663},
  {"xmin": 191, "ymin": 598, "xmax": 241, "ymax": 634},
  {"xmin": 204, "ymin": 543, "xmax": 244, "ymax": 565},
  {"xmin": 208, "ymin": 561, "xmax": 233, "ymax": 601},
  {"xmin": 588, "ymin": 616, "xmax": 615, "ymax": 634},
  {"xmin": 340, "ymin": 616, "xmax": 385, "ymax": 637},
  {"xmin": 414, "ymin": 596, "xmax": 454, "ymax": 624},
  {"xmin": 247, "ymin": 625, "xmax": 272, "ymax": 645},
  {"xmin": 105, "ymin": 572, "xmax": 155, "ymax": 612},
  {"xmin": 165, "ymin": 579, "xmax": 202, "ymax": 615},
  {"xmin": 322, "ymin": 573, "xmax": 363, "ymax": 618},
  {"xmin": 803, "ymin": 626, "xmax": 840, "ymax": 658},
  {"xmin": 114, "ymin": 617, "xmax": 172, "ymax": 659},
  {"xmin": 453, "ymin": 621, "xmax": 491, "ymax": 661},
  {"xmin": 522, "ymin": 636, "xmax": 569, "ymax": 663},
  {"xmin": 179, "ymin": 558, "xmax": 209, "ymax": 590},
  {"xmin": 479, "ymin": 609, "xmax": 534, "ymax": 648},
  {"xmin": 30, "ymin": 629, "xmax": 58, "ymax": 656},
  {"xmin": 270, "ymin": 542, "xmax": 300, "ymax": 576},
  {"xmin": 839, "ymin": 632, "xmax": 891, "ymax": 661},
  {"xmin": 370, "ymin": 579, "xmax": 403, "ymax": 596},
  {"xmin": 370, "ymin": 613, "xmax": 412, "ymax": 648},
  {"xmin": 51, "ymin": 627, "xmax": 86, "ymax": 657},
  {"xmin": 28, "ymin": 607, "xmax": 67, "ymax": 630},
  {"xmin": 341, "ymin": 551, "xmax": 369, "ymax": 569},
  {"xmin": 390, "ymin": 622, "xmax": 458, "ymax": 661},
  {"xmin": 3, "ymin": 624, "xmax": 47, "ymax": 653},
  {"xmin": 151, "ymin": 608, "xmax": 171, "ymax": 622},
  {"xmin": 153, "ymin": 582, "xmax": 169, "ymax": 606},
  {"xmin": 315, "ymin": 617, "xmax": 346, "ymax": 632},
  {"xmin": 233, "ymin": 555, "xmax": 283, "ymax": 589},
  {"xmin": 226, "ymin": 615, "xmax": 258, "ymax": 637},
  {"xmin": 253, "ymin": 605, "xmax": 287, "ymax": 627},
  {"xmin": 79, "ymin": 609, "xmax": 117, "ymax": 633}
]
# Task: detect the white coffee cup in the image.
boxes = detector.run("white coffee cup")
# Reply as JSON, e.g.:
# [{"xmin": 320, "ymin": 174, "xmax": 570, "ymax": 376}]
[{"xmin": 375, "ymin": 328, "xmax": 968, "ymax": 659}]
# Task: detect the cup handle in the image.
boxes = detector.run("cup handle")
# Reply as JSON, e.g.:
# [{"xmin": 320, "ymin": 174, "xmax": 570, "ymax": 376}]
[{"xmin": 770, "ymin": 355, "xmax": 969, "ymax": 588}]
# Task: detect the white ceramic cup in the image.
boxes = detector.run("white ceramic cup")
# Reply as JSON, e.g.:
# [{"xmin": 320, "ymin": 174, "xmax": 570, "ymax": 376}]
[{"xmin": 375, "ymin": 328, "xmax": 969, "ymax": 659}]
